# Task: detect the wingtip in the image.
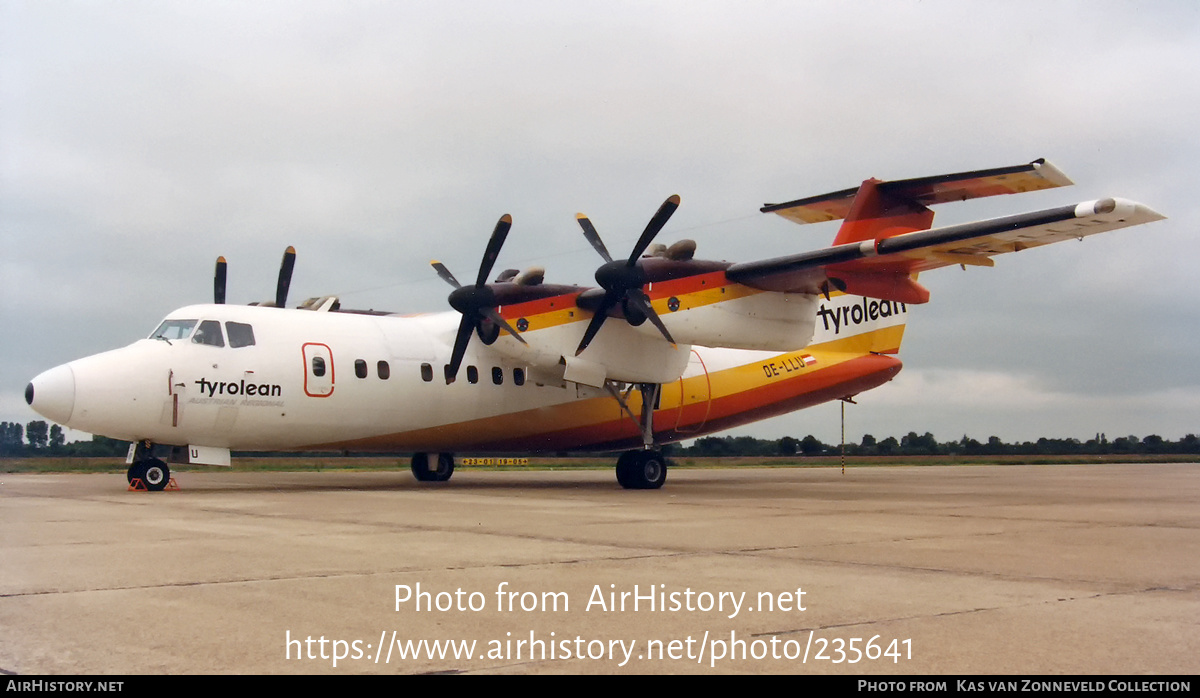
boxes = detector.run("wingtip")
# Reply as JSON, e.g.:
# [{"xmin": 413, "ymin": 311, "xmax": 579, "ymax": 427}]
[{"xmin": 1031, "ymin": 159, "xmax": 1073, "ymax": 188}]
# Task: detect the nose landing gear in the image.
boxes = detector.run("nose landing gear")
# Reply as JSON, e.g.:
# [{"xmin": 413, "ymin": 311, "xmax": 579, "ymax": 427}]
[{"xmin": 126, "ymin": 441, "xmax": 172, "ymax": 491}]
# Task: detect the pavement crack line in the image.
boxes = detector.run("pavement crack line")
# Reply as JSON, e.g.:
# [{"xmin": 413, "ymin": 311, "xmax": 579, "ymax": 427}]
[{"xmin": 752, "ymin": 584, "xmax": 1195, "ymax": 639}]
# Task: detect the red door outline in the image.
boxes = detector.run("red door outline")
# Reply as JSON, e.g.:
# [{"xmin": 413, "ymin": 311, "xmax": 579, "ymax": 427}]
[{"xmin": 302, "ymin": 343, "xmax": 335, "ymax": 397}]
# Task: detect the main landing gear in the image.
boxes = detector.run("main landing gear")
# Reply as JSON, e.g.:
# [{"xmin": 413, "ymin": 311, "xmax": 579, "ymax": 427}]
[
  {"xmin": 411, "ymin": 452, "xmax": 455, "ymax": 482},
  {"xmin": 615, "ymin": 449, "xmax": 667, "ymax": 489},
  {"xmin": 608, "ymin": 381, "xmax": 668, "ymax": 490},
  {"xmin": 127, "ymin": 441, "xmax": 171, "ymax": 491}
]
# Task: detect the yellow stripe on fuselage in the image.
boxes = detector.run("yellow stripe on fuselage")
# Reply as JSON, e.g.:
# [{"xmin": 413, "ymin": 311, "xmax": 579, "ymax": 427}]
[{"xmin": 497, "ymin": 271, "xmax": 764, "ymax": 333}]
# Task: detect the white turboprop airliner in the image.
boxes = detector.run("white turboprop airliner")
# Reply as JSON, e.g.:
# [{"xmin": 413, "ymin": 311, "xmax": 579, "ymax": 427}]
[{"xmin": 26, "ymin": 160, "xmax": 1164, "ymax": 490}]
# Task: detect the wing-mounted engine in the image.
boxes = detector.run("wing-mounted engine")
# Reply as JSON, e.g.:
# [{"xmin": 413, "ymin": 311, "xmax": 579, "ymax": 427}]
[
  {"xmin": 572, "ymin": 196, "xmax": 819, "ymax": 353},
  {"xmin": 431, "ymin": 214, "xmax": 599, "ymax": 384},
  {"xmin": 214, "ymin": 248, "xmax": 381, "ymax": 315}
]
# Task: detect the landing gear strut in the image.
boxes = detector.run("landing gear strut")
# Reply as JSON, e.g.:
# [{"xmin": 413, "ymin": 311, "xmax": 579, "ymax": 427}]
[
  {"xmin": 607, "ymin": 382, "xmax": 667, "ymax": 490},
  {"xmin": 127, "ymin": 441, "xmax": 171, "ymax": 491},
  {"xmin": 411, "ymin": 452, "xmax": 455, "ymax": 482}
]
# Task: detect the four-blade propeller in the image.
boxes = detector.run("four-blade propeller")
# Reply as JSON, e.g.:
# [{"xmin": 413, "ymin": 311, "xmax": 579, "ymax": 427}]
[
  {"xmin": 573, "ymin": 195, "xmax": 680, "ymax": 355},
  {"xmin": 431, "ymin": 214, "xmax": 528, "ymax": 384}
]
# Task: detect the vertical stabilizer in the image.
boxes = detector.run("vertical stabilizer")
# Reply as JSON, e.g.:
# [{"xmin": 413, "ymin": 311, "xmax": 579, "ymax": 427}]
[{"xmin": 832, "ymin": 179, "xmax": 935, "ymax": 246}]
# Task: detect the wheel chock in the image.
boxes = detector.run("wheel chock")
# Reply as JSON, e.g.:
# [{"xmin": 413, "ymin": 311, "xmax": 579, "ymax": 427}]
[{"xmin": 127, "ymin": 477, "xmax": 180, "ymax": 492}]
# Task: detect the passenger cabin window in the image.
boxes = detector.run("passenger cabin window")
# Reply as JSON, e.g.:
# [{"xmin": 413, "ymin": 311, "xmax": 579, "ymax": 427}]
[
  {"xmin": 420, "ymin": 363, "xmax": 433, "ymax": 382},
  {"xmin": 377, "ymin": 361, "xmax": 390, "ymax": 380},
  {"xmin": 467, "ymin": 366, "xmax": 478, "ymax": 384},
  {"xmin": 513, "ymin": 368, "xmax": 526, "ymax": 386},
  {"xmin": 492, "ymin": 367, "xmax": 503, "ymax": 385},
  {"xmin": 150, "ymin": 319, "xmax": 196, "ymax": 342},
  {"xmin": 312, "ymin": 356, "xmax": 326, "ymax": 377},
  {"xmin": 355, "ymin": 359, "xmax": 368, "ymax": 379},
  {"xmin": 225, "ymin": 322, "xmax": 255, "ymax": 348},
  {"xmin": 192, "ymin": 320, "xmax": 225, "ymax": 347}
]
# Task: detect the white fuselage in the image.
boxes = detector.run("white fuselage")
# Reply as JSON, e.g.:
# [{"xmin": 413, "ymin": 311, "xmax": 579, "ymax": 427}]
[{"xmin": 26, "ymin": 291, "xmax": 907, "ymax": 459}]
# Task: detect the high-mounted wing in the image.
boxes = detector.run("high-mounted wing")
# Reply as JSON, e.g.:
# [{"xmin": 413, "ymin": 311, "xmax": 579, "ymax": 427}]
[{"xmin": 731, "ymin": 197, "xmax": 1164, "ymax": 303}]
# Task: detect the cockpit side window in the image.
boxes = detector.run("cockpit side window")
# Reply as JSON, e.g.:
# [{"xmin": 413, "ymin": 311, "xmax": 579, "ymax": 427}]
[
  {"xmin": 225, "ymin": 322, "xmax": 255, "ymax": 348},
  {"xmin": 192, "ymin": 320, "xmax": 225, "ymax": 347},
  {"xmin": 150, "ymin": 319, "xmax": 197, "ymax": 342}
]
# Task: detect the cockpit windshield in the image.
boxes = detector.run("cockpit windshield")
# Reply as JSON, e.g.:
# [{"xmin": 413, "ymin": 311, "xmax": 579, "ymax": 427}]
[{"xmin": 150, "ymin": 319, "xmax": 197, "ymax": 342}]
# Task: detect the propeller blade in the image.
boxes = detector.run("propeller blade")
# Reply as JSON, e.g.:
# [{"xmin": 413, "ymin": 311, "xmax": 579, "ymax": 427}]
[
  {"xmin": 575, "ymin": 214, "xmax": 613, "ymax": 263},
  {"xmin": 627, "ymin": 195, "xmax": 680, "ymax": 265},
  {"xmin": 214, "ymin": 256, "xmax": 227, "ymax": 304},
  {"xmin": 475, "ymin": 214, "xmax": 512, "ymax": 287},
  {"xmin": 445, "ymin": 314, "xmax": 475, "ymax": 384},
  {"xmin": 439, "ymin": 213, "xmax": 525, "ymax": 378},
  {"xmin": 575, "ymin": 292, "xmax": 618, "ymax": 355},
  {"xmin": 628, "ymin": 289, "xmax": 675, "ymax": 346},
  {"xmin": 275, "ymin": 246, "xmax": 296, "ymax": 308},
  {"xmin": 482, "ymin": 308, "xmax": 528, "ymax": 345},
  {"xmin": 574, "ymin": 195, "xmax": 681, "ymax": 353},
  {"xmin": 431, "ymin": 261, "xmax": 462, "ymax": 289}
]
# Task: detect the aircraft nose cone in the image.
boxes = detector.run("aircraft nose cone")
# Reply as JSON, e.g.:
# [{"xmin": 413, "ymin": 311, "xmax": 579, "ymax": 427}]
[{"xmin": 27, "ymin": 364, "xmax": 76, "ymax": 425}]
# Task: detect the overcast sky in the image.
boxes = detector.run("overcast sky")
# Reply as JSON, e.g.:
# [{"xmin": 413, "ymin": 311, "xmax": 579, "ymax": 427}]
[{"xmin": 2, "ymin": 1, "xmax": 1197, "ymax": 447}]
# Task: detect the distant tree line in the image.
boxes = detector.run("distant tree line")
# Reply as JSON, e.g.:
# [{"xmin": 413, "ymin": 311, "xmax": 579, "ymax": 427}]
[
  {"xmin": 4, "ymin": 419, "xmax": 1199, "ymax": 458},
  {"xmin": 676, "ymin": 432, "xmax": 1200, "ymax": 457},
  {"xmin": 0, "ymin": 421, "xmax": 128, "ymax": 457}
]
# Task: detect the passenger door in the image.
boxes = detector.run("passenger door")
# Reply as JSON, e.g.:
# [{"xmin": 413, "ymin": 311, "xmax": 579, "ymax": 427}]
[{"xmin": 302, "ymin": 343, "xmax": 335, "ymax": 397}]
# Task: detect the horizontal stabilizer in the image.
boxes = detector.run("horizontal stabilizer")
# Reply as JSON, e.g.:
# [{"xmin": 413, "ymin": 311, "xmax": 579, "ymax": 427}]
[{"xmin": 761, "ymin": 159, "xmax": 1073, "ymax": 225}]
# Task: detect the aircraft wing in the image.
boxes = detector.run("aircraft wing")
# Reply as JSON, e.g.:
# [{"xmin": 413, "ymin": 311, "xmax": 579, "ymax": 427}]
[
  {"xmin": 728, "ymin": 197, "xmax": 1165, "ymax": 300},
  {"xmin": 760, "ymin": 158, "xmax": 1074, "ymax": 225}
]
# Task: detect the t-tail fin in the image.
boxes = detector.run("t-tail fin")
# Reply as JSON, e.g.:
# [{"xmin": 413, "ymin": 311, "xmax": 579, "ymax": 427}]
[
  {"xmin": 746, "ymin": 159, "xmax": 1083, "ymax": 306},
  {"xmin": 832, "ymin": 178, "xmax": 934, "ymax": 246}
]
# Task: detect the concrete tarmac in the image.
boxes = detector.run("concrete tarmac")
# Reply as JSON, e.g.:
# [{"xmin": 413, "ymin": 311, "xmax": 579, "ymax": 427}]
[{"xmin": 2, "ymin": 463, "xmax": 1197, "ymax": 675}]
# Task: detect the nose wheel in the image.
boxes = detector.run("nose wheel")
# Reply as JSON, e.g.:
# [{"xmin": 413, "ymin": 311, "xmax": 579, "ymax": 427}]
[
  {"xmin": 125, "ymin": 441, "xmax": 171, "ymax": 491},
  {"xmin": 127, "ymin": 457, "xmax": 171, "ymax": 491}
]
